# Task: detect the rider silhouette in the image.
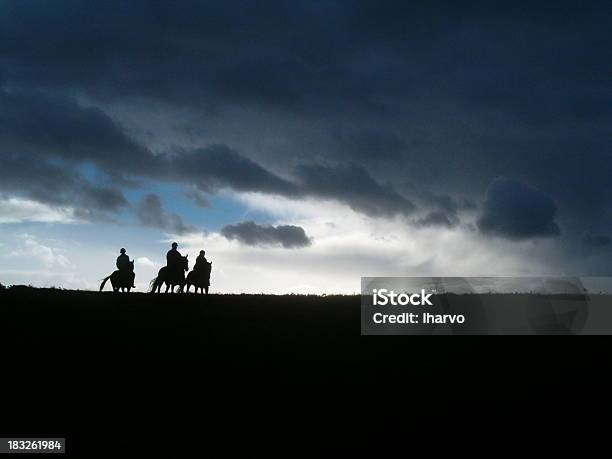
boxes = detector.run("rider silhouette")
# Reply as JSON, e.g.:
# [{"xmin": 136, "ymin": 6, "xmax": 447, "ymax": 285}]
[
  {"xmin": 166, "ymin": 242, "xmax": 182, "ymax": 271},
  {"xmin": 194, "ymin": 250, "xmax": 208, "ymax": 272},
  {"xmin": 116, "ymin": 248, "xmax": 135, "ymax": 288},
  {"xmin": 189, "ymin": 249, "xmax": 212, "ymax": 294},
  {"xmin": 116, "ymin": 248, "xmax": 129, "ymax": 270}
]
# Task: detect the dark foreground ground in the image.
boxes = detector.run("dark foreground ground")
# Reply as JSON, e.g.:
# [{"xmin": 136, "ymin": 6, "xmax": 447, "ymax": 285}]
[{"xmin": 1, "ymin": 287, "xmax": 610, "ymax": 455}]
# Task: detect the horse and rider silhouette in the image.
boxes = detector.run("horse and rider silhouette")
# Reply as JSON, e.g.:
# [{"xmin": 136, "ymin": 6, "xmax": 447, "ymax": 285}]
[
  {"xmin": 99, "ymin": 248, "xmax": 136, "ymax": 292},
  {"xmin": 150, "ymin": 242, "xmax": 212, "ymax": 294},
  {"xmin": 99, "ymin": 242, "xmax": 212, "ymax": 294}
]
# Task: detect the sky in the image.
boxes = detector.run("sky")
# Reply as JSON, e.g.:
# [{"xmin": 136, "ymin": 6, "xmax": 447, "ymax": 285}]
[{"xmin": 0, "ymin": 1, "xmax": 610, "ymax": 293}]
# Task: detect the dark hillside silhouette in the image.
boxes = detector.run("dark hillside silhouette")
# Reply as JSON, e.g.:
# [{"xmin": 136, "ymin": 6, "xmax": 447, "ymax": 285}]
[{"xmin": 3, "ymin": 286, "xmax": 612, "ymax": 455}]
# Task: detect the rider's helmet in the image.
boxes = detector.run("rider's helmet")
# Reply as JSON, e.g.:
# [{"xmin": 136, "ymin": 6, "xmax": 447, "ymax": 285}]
[
  {"xmin": 200, "ymin": 250, "xmax": 205, "ymax": 255},
  {"xmin": 120, "ymin": 248, "xmax": 126, "ymax": 254},
  {"xmin": 172, "ymin": 242, "xmax": 178, "ymax": 249}
]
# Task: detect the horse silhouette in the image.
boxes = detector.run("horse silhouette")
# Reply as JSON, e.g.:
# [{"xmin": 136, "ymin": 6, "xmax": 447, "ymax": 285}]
[
  {"xmin": 150, "ymin": 255, "xmax": 189, "ymax": 293},
  {"xmin": 185, "ymin": 261, "xmax": 212, "ymax": 294},
  {"xmin": 100, "ymin": 260, "xmax": 135, "ymax": 292}
]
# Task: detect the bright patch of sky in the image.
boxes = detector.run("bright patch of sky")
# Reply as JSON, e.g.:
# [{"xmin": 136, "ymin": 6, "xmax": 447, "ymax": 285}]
[{"xmin": 0, "ymin": 192, "xmax": 565, "ymax": 294}]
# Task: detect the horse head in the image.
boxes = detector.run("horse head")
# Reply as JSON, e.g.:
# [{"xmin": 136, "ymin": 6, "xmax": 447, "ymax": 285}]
[{"xmin": 182, "ymin": 255, "xmax": 189, "ymax": 272}]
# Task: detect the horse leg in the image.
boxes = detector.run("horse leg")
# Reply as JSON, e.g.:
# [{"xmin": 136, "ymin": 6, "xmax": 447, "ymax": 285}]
[{"xmin": 127, "ymin": 287, "xmax": 131, "ymax": 293}]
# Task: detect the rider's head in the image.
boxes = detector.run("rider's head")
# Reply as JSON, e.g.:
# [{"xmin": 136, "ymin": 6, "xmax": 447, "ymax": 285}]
[
  {"xmin": 200, "ymin": 250, "xmax": 205, "ymax": 255},
  {"xmin": 172, "ymin": 242, "xmax": 178, "ymax": 249},
  {"xmin": 120, "ymin": 248, "xmax": 126, "ymax": 254}
]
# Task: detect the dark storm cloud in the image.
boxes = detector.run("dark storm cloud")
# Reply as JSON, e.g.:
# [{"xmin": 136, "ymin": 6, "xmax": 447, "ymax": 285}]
[
  {"xmin": 0, "ymin": 88, "xmax": 298, "ymax": 198},
  {"xmin": 416, "ymin": 191, "xmax": 476, "ymax": 215},
  {"xmin": 167, "ymin": 150, "xmax": 416, "ymax": 218},
  {"xmin": 295, "ymin": 162, "xmax": 414, "ymax": 217},
  {"xmin": 415, "ymin": 212, "xmax": 458, "ymax": 229},
  {"xmin": 333, "ymin": 128, "xmax": 405, "ymax": 161},
  {"xmin": 2, "ymin": 1, "xmax": 607, "ymax": 141},
  {"xmin": 135, "ymin": 194, "xmax": 195, "ymax": 235},
  {"xmin": 0, "ymin": 0, "xmax": 610, "ymax": 270},
  {"xmin": 477, "ymin": 178, "xmax": 561, "ymax": 240},
  {"xmin": 184, "ymin": 188, "xmax": 210, "ymax": 208},
  {"xmin": 582, "ymin": 232, "xmax": 611, "ymax": 248},
  {"xmin": 0, "ymin": 84, "xmax": 411, "ymax": 219},
  {"xmin": 221, "ymin": 221, "xmax": 311, "ymax": 249},
  {"xmin": 0, "ymin": 154, "xmax": 128, "ymax": 212},
  {"xmin": 0, "ymin": 1, "xmax": 368, "ymax": 111},
  {"xmin": 0, "ymin": 89, "xmax": 152, "ymax": 170},
  {"xmin": 1, "ymin": 0, "xmax": 607, "ymax": 122},
  {"xmin": 169, "ymin": 146, "xmax": 298, "ymax": 196},
  {"xmin": 403, "ymin": 185, "xmax": 477, "ymax": 226}
]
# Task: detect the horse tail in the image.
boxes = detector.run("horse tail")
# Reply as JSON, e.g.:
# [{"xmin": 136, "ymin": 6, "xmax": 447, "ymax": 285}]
[
  {"xmin": 99, "ymin": 275, "xmax": 111, "ymax": 292},
  {"xmin": 149, "ymin": 277, "xmax": 159, "ymax": 293}
]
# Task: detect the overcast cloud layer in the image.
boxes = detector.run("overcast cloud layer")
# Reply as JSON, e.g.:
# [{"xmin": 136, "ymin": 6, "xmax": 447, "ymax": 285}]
[{"xmin": 0, "ymin": 1, "xmax": 610, "ymax": 291}]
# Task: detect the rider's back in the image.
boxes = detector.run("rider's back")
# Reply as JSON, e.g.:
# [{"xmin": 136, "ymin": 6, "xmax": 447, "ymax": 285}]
[
  {"xmin": 116, "ymin": 253, "xmax": 130, "ymax": 271},
  {"xmin": 195, "ymin": 256, "xmax": 211, "ymax": 276},
  {"xmin": 166, "ymin": 248, "xmax": 181, "ymax": 266}
]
